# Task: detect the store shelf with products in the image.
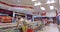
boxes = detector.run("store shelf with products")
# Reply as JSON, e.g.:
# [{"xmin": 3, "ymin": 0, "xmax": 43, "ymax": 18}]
[
  {"xmin": 0, "ymin": 9, "xmax": 13, "ymax": 23},
  {"xmin": 0, "ymin": 24, "xmax": 19, "ymax": 32},
  {"xmin": 0, "ymin": 23, "xmax": 17, "ymax": 28}
]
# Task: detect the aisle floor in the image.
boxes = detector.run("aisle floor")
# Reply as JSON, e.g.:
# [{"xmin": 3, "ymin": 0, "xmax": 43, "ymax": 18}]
[
  {"xmin": 37, "ymin": 25, "xmax": 59, "ymax": 32},
  {"xmin": 0, "ymin": 24, "xmax": 60, "ymax": 32}
]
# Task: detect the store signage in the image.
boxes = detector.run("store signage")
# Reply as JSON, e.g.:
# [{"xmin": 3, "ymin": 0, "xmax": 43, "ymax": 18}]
[
  {"xmin": 32, "ymin": 11, "xmax": 46, "ymax": 16},
  {"xmin": 32, "ymin": 12, "xmax": 39, "ymax": 15},
  {"xmin": 41, "ymin": 11, "xmax": 46, "ymax": 16},
  {"xmin": 0, "ymin": 9, "xmax": 13, "ymax": 14},
  {"xmin": 0, "ymin": 9, "xmax": 13, "ymax": 17}
]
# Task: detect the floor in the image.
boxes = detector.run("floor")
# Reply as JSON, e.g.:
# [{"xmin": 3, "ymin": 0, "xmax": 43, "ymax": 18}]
[{"xmin": 0, "ymin": 23, "xmax": 60, "ymax": 32}]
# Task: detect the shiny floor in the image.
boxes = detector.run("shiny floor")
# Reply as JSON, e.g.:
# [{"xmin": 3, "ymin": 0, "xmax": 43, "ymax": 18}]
[{"xmin": 0, "ymin": 25, "xmax": 60, "ymax": 32}]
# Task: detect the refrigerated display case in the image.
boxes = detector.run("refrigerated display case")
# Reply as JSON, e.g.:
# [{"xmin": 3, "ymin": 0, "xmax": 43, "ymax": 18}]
[
  {"xmin": 1, "ymin": 16, "xmax": 12, "ymax": 23},
  {"xmin": 0, "ymin": 9, "xmax": 13, "ymax": 23}
]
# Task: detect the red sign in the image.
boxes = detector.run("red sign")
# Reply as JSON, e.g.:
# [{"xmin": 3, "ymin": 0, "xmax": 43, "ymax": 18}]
[
  {"xmin": 41, "ymin": 11, "xmax": 46, "ymax": 16},
  {"xmin": 0, "ymin": 9, "xmax": 13, "ymax": 14}
]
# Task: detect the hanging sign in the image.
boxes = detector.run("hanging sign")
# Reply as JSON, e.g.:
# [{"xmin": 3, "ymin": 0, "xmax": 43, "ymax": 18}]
[
  {"xmin": 0, "ymin": 9, "xmax": 13, "ymax": 17},
  {"xmin": 41, "ymin": 11, "xmax": 46, "ymax": 16},
  {"xmin": 32, "ymin": 11, "xmax": 40, "ymax": 15}
]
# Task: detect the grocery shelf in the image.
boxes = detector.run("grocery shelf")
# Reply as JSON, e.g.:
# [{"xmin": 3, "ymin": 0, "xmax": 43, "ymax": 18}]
[{"xmin": 0, "ymin": 23, "xmax": 17, "ymax": 28}]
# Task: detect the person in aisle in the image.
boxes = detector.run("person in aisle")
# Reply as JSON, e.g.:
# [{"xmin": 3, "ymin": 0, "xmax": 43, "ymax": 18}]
[
  {"xmin": 43, "ymin": 19, "xmax": 59, "ymax": 32},
  {"xmin": 13, "ymin": 16, "xmax": 18, "ymax": 23},
  {"xmin": 27, "ymin": 25, "xmax": 34, "ymax": 32},
  {"xmin": 42, "ymin": 18, "xmax": 48, "ymax": 25},
  {"xmin": 22, "ymin": 21, "xmax": 28, "ymax": 32},
  {"xmin": 16, "ymin": 17, "xmax": 23, "ymax": 32},
  {"xmin": 17, "ymin": 17, "xmax": 27, "ymax": 32}
]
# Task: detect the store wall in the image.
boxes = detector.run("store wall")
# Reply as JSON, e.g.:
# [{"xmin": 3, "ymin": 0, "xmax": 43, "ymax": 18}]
[{"xmin": 46, "ymin": 11, "xmax": 56, "ymax": 17}]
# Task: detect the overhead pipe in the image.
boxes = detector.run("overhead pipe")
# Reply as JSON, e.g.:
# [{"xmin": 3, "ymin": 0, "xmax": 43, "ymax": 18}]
[{"xmin": 0, "ymin": 1, "xmax": 33, "ymax": 9}]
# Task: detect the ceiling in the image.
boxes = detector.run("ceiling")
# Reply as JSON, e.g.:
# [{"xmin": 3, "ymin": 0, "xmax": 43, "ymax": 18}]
[
  {"xmin": 0, "ymin": 0, "xmax": 59, "ymax": 11},
  {"xmin": 0, "ymin": 0, "xmax": 59, "ymax": 16},
  {"xmin": 0, "ymin": 0, "xmax": 34, "ymax": 6}
]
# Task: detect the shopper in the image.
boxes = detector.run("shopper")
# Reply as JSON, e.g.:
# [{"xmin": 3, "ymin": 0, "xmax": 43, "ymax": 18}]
[
  {"xmin": 27, "ymin": 25, "xmax": 34, "ymax": 32},
  {"xmin": 22, "ymin": 21, "xmax": 28, "ymax": 32},
  {"xmin": 17, "ymin": 17, "xmax": 23, "ymax": 32},
  {"xmin": 42, "ymin": 18, "xmax": 48, "ymax": 25}
]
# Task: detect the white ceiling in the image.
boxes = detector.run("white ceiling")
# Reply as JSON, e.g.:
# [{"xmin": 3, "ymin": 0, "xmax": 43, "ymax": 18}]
[
  {"xmin": 0, "ymin": 0, "xmax": 59, "ymax": 16},
  {"xmin": 0, "ymin": 0, "xmax": 59, "ymax": 11},
  {"xmin": 0, "ymin": 0, "xmax": 34, "ymax": 6}
]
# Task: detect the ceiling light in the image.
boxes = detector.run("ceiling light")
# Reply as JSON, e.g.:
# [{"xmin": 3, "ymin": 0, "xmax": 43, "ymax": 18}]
[
  {"xmin": 32, "ymin": 0, "xmax": 37, "ymax": 1},
  {"xmin": 50, "ymin": 0, "xmax": 56, "ymax": 3},
  {"xmin": 46, "ymin": 0, "xmax": 51, "ymax": 4},
  {"xmin": 40, "ymin": 7, "xmax": 45, "ymax": 10},
  {"xmin": 50, "ymin": 6, "xmax": 54, "ymax": 10},
  {"xmin": 46, "ymin": 0, "xmax": 56, "ymax": 4},
  {"xmin": 34, "ymin": 2, "xmax": 41, "ymax": 6}
]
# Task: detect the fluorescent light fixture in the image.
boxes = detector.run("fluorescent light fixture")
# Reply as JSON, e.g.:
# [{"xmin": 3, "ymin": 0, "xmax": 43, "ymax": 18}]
[
  {"xmin": 38, "ymin": 2, "xmax": 41, "ymax": 5},
  {"xmin": 46, "ymin": 0, "xmax": 51, "ymax": 4},
  {"xmin": 50, "ymin": 0, "xmax": 56, "ymax": 3},
  {"xmin": 32, "ymin": 0, "xmax": 37, "ymax": 1},
  {"xmin": 46, "ymin": 0, "xmax": 56, "ymax": 4},
  {"xmin": 34, "ymin": 2, "xmax": 41, "ymax": 6},
  {"xmin": 40, "ymin": 7, "xmax": 45, "ymax": 10},
  {"xmin": 50, "ymin": 6, "xmax": 54, "ymax": 10}
]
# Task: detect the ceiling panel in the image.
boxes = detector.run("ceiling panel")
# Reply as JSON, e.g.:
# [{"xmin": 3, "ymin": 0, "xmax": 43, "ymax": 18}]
[
  {"xmin": 0, "ymin": 0, "xmax": 34, "ymax": 6},
  {"xmin": 0, "ymin": 0, "xmax": 59, "ymax": 12},
  {"xmin": 34, "ymin": 0, "xmax": 59, "ymax": 12}
]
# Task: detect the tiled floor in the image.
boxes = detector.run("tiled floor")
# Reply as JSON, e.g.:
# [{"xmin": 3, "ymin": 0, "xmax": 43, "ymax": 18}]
[
  {"xmin": 0, "ymin": 24, "xmax": 60, "ymax": 32},
  {"xmin": 37, "ymin": 25, "xmax": 60, "ymax": 32}
]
